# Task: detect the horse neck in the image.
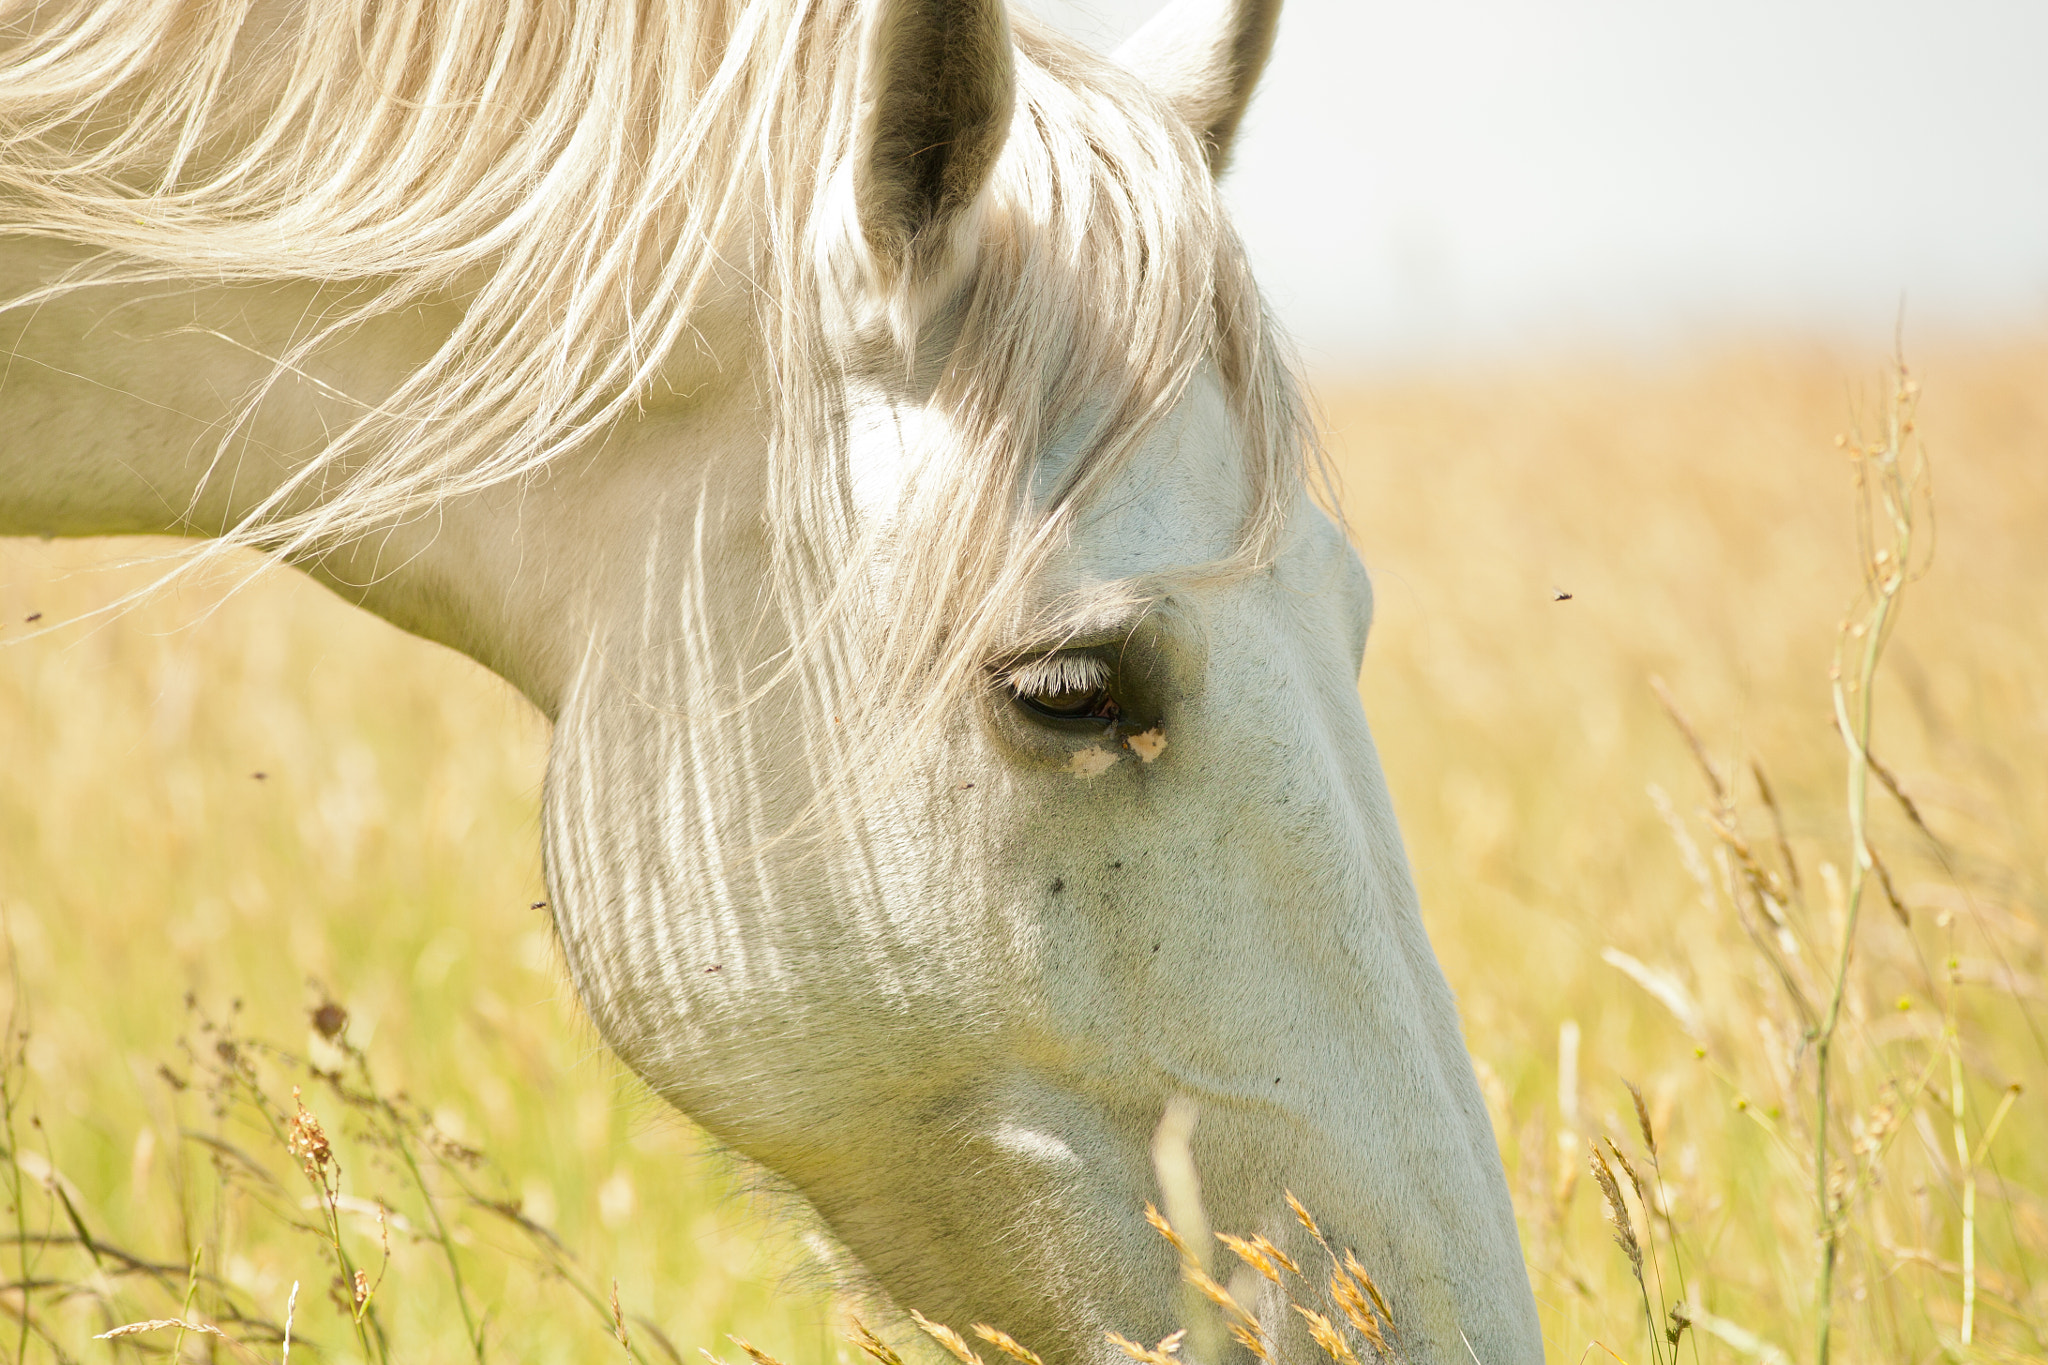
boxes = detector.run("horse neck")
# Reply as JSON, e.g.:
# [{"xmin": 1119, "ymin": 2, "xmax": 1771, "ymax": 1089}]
[{"xmin": 0, "ymin": 234, "xmax": 773, "ymax": 717}]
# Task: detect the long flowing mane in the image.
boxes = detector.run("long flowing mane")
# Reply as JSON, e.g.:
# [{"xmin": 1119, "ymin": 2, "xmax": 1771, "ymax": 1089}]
[{"xmin": 0, "ymin": 0, "xmax": 1316, "ymax": 721}]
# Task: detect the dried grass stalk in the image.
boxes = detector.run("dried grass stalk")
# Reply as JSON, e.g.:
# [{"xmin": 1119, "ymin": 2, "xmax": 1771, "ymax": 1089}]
[
  {"xmin": 970, "ymin": 1324, "xmax": 1044, "ymax": 1365},
  {"xmin": 910, "ymin": 1311, "xmax": 983, "ymax": 1365},
  {"xmin": 1292, "ymin": 1305, "xmax": 1361, "ymax": 1365}
]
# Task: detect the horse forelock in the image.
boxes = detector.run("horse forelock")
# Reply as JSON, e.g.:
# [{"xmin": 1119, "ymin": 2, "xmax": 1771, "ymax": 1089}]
[
  {"xmin": 0, "ymin": 0, "xmax": 1319, "ymax": 725},
  {"xmin": 796, "ymin": 17, "xmax": 1322, "ymax": 744}
]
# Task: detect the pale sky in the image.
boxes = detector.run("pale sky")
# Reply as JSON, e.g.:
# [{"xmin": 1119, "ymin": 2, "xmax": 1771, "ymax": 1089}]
[{"xmin": 1026, "ymin": 0, "xmax": 2048, "ymax": 366}]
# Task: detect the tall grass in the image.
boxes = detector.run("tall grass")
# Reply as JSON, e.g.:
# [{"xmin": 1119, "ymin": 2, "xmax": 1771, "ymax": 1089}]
[
  {"xmin": 0, "ymin": 555, "xmax": 832, "ymax": 1357},
  {"xmin": 1333, "ymin": 340, "xmax": 2046, "ymax": 1362},
  {"xmin": 0, "ymin": 339, "xmax": 2042, "ymax": 1361}
]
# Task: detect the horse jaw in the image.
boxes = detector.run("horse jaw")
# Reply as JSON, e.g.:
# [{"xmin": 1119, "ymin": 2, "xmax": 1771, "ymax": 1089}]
[{"xmin": 539, "ymin": 368, "xmax": 1542, "ymax": 1364}]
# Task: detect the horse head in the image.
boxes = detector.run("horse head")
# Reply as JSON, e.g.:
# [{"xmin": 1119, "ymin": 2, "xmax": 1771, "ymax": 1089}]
[{"xmin": 537, "ymin": 2, "xmax": 1540, "ymax": 1359}]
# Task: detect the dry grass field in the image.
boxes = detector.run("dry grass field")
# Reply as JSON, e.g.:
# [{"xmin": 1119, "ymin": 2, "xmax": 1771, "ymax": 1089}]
[{"xmin": 0, "ymin": 338, "xmax": 2042, "ymax": 1363}]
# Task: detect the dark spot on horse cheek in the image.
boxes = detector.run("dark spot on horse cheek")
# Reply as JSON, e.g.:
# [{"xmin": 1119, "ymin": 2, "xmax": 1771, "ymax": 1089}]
[{"xmin": 1049, "ymin": 877, "xmax": 1064, "ymax": 895}]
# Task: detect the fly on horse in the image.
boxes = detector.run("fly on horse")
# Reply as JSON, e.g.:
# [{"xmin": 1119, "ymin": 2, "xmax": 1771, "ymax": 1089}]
[{"xmin": 0, "ymin": 0, "xmax": 1541, "ymax": 1359}]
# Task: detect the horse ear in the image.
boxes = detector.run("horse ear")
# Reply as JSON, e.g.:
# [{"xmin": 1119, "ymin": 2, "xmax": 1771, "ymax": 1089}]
[
  {"xmin": 853, "ymin": 0, "xmax": 1016, "ymax": 280},
  {"xmin": 1113, "ymin": 0, "xmax": 1280, "ymax": 175}
]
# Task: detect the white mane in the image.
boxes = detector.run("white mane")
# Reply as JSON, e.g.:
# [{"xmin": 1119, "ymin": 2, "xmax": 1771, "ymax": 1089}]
[{"xmin": 0, "ymin": 0, "xmax": 1316, "ymax": 722}]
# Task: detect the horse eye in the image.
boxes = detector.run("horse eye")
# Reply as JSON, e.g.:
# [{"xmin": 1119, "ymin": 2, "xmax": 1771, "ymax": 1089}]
[
  {"xmin": 1004, "ymin": 653, "xmax": 1120, "ymax": 723},
  {"xmin": 1016, "ymin": 683, "xmax": 1119, "ymax": 722}
]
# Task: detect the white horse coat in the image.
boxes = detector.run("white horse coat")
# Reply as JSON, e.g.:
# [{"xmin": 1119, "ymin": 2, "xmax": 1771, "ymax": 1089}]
[{"xmin": 0, "ymin": 0, "xmax": 1541, "ymax": 1359}]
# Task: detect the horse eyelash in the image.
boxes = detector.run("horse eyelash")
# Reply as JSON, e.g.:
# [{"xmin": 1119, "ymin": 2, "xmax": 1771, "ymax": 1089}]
[{"xmin": 1003, "ymin": 652, "xmax": 1110, "ymax": 698}]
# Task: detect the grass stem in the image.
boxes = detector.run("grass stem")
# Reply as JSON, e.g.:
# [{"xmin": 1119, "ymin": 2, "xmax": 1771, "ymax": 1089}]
[{"xmin": 1813, "ymin": 359, "xmax": 1926, "ymax": 1365}]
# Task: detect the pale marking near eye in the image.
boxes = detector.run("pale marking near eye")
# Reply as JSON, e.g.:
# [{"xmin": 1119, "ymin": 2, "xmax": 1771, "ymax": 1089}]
[
  {"xmin": 1067, "ymin": 746, "xmax": 1118, "ymax": 778},
  {"xmin": 1127, "ymin": 728, "xmax": 1167, "ymax": 763}
]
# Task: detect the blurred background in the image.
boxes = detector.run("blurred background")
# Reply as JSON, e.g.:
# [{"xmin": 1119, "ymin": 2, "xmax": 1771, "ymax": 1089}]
[
  {"xmin": 1, "ymin": 3, "xmax": 2043, "ymax": 1363},
  {"xmin": 1030, "ymin": 0, "xmax": 2048, "ymax": 366}
]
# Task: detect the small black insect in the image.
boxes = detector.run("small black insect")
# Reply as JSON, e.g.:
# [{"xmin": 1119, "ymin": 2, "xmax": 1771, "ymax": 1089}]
[
  {"xmin": 24, "ymin": 612, "xmax": 41, "ymax": 623},
  {"xmin": 530, "ymin": 901, "xmax": 548, "ymax": 911},
  {"xmin": 1551, "ymin": 588, "xmax": 1574, "ymax": 601},
  {"xmin": 251, "ymin": 771, "xmax": 267, "ymax": 781}
]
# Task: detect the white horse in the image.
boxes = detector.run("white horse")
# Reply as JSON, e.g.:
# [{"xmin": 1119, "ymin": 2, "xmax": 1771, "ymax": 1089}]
[{"xmin": 0, "ymin": 0, "xmax": 1540, "ymax": 1359}]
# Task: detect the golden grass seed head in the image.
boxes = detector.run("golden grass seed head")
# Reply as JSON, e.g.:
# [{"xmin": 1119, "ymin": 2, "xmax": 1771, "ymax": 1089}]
[
  {"xmin": 610, "ymin": 1279, "xmax": 630, "ymax": 1351},
  {"xmin": 1225, "ymin": 1321, "xmax": 1273, "ymax": 1362},
  {"xmin": 1143, "ymin": 1201, "xmax": 1195, "ymax": 1263},
  {"xmin": 1104, "ymin": 1331, "xmax": 1183, "ymax": 1365},
  {"xmin": 1589, "ymin": 1147, "xmax": 1643, "ymax": 1283},
  {"xmin": 1602, "ymin": 1135, "xmax": 1647, "ymax": 1203},
  {"xmin": 851, "ymin": 1319, "xmax": 907, "ymax": 1365},
  {"xmin": 1340, "ymin": 1252, "xmax": 1391, "ymax": 1326},
  {"xmin": 729, "ymin": 1336, "xmax": 793, "ymax": 1365},
  {"xmin": 1327, "ymin": 1269, "xmax": 1388, "ymax": 1351},
  {"xmin": 1283, "ymin": 1190, "xmax": 1322, "ymax": 1240},
  {"xmin": 1249, "ymin": 1235, "xmax": 1300, "ymax": 1278},
  {"xmin": 1625, "ymin": 1080, "xmax": 1657, "ymax": 1157},
  {"xmin": 1104, "ymin": 1332, "xmax": 1151, "ymax": 1364},
  {"xmin": 1291, "ymin": 1306, "xmax": 1360, "ymax": 1365},
  {"xmin": 1217, "ymin": 1232, "xmax": 1280, "ymax": 1283},
  {"xmin": 910, "ymin": 1311, "xmax": 983, "ymax": 1365},
  {"xmin": 970, "ymin": 1324, "xmax": 1045, "ymax": 1365},
  {"xmin": 1184, "ymin": 1265, "xmax": 1259, "ymax": 1333}
]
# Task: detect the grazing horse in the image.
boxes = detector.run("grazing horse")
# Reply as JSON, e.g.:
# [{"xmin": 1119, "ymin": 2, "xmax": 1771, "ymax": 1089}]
[{"xmin": 0, "ymin": 0, "xmax": 1542, "ymax": 1359}]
